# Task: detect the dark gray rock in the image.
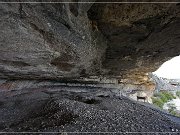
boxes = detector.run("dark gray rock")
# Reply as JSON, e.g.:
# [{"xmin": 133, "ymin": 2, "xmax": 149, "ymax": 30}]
[
  {"xmin": 0, "ymin": 1, "xmax": 106, "ymax": 80},
  {"xmin": 0, "ymin": 86, "xmax": 180, "ymax": 132},
  {"xmin": 1, "ymin": 1, "xmax": 180, "ymax": 82}
]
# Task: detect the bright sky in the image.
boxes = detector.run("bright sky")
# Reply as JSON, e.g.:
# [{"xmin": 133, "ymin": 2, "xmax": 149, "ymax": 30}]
[{"xmin": 153, "ymin": 55, "xmax": 180, "ymax": 79}]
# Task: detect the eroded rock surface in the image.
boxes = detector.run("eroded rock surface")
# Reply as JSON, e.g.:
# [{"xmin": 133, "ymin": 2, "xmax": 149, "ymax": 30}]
[
  {"xmin": 0, "ymin": 1, "xmax": 106, "ymax": 79},
  {"xmin": 1, "ymin": 1, "xmax": 180, "ymax": 133},
  {"xmin": 88, "ymin": 1, "xmax": 180, "ymax": 82},
  {"xmin": 0, "ymin": 1, "xmax": 180, "ymax": 82}
]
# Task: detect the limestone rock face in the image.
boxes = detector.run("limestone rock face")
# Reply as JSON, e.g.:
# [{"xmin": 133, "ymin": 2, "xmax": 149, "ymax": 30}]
[{"xmin": 1, "ymin": 1, "xmax": 180, "ymax": 82}]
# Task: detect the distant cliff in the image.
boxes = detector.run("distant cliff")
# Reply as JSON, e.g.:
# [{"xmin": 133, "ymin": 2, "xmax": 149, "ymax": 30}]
[{"xmin": 150, "ymin": 73, "xmax": 180, "ymax": 92}]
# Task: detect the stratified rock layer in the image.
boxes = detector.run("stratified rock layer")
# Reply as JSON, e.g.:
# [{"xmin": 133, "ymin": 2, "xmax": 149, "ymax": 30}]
[
  {"xmin": 1, "ymin": 1, "xmax": 180, "ymax": 83},
  {"xmin": 0, "ymin": 2, "xmax": 106, "ymax": 79}
]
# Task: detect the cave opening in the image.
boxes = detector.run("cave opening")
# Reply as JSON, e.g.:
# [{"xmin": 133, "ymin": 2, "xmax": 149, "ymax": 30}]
[
  {"xmin": 150, "ymin": 55, "xmax": 180, "ymax": 93},
  {"xmin": 151, "ymin": 56, "xmax": 180, "ymax": 115},
  {"xmin": 153, "ymin": 55, "xmax": 180, "ymax": 80}
]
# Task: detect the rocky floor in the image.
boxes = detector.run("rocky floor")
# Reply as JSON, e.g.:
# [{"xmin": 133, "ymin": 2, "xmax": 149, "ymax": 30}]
[{"xmin": 0, "ymin": 85, "xmax": 180, "ymax": 134}]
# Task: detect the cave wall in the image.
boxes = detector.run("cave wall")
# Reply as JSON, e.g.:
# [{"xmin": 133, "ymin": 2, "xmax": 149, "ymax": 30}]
[
  {"xmin": 0, "ymin": 2, "xmax": 106, "ymax": 80},
  {"xmin": 0, "ymin": 1, "xmax": 180, "ymax": 84},
  {"xmin": 88, "ymin": 2, "xmax": 180, "ymax": 84}
]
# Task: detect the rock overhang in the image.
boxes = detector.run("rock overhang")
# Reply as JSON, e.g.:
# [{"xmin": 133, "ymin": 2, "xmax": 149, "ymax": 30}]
[{"xmin": 0, "ymin": 1, "xmax": 180, "ymax": 85}]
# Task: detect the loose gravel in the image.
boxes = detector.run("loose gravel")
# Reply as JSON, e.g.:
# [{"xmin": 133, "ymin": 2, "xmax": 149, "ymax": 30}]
[{"xmin": 0, "ymin": 87, "xmax": 180, "ymax": 134}]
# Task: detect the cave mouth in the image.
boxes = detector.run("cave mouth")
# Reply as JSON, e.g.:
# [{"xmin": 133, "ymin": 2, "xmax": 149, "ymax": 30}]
[
  {"xmin": 86, "ymin": 2, "xmax": 180, "ymax": 79},
  {"xmin": 151, "ymin": 55, "xmax": 180, "ymax": 117},
  {"xmin": 153, "ymin": 55, "xmax": 180, "ymax": 79}
]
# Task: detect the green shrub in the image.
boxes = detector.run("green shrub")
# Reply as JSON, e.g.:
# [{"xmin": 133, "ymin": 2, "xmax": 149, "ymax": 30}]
[
  {"xmin": 152, "ymin": 97, "xmax": 164, "ymax": 109},
  {"xmin": 152, "ymin": 91, "xmax": 176, "ymax": 109},
  {"xmin": 168, "ymin": 104, "xmax": 180, "ymax": 117},
  {"xmin": 158, "ymin": 91, "xmax": 175, "ymax": 100},
  {"xmin": 162, "ymin": 91, "xmax": 176, "ymax": 100},
  {"xmin": 170, "ymin": 110, "xmax": 178, "ymax": 116},
  {"xmin": 167, "ymin": 103, "xmax": 176, "ymax": 111},
  {"xmin": 176, "ymin": 91, "xmax": 180, "ymax": 98},
  {"xmin": 153, "ymin": 93, "xmax": 160, "ymax": 97},
  {"xmin": 159, "ymin": 93, "xmax": 168, "ymax": 103},
  {"xmin": 152, "ymin": 91, "xmax": 180, "ymax": 117}
]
